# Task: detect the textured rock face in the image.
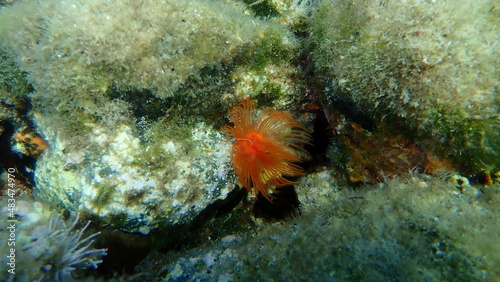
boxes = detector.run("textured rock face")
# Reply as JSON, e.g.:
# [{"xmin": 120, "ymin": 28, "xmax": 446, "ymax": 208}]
[
  {"xmin": 0, "ymin": 0, "xmax": 298, "ymax": 233},
  {"xmin": 0, "ymin": 0, "xmax": 289, "ymax": 99},
  {"xmin": 33, "ymin": 121, "xmax": 234, "ymax": 233},
  {"xmin": 135, "ymin": 173, "xmax": 500, "ymax": 280},
  {"xmin": 308, "ymin": 0, "xmax": 500, "ymax": 172}
]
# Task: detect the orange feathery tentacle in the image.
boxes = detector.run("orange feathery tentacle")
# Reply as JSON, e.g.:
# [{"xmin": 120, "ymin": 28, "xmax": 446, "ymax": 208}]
[{"xmin": 222, "ymin": 98, "xmax": 310, "ymax": 201}]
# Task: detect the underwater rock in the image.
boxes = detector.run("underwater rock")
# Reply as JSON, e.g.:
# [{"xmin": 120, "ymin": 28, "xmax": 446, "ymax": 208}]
[
  {"xmin": 33, "ymin": 120, "xmax": 234, "ymax": 233},
  {"xmin": 0, "ymin": 0, "xmax": 301, "ymax": 233},
  {"xmin": 135, "ymin": 173, "xmax": 500, "ymax": 280},
  {"xmin": 308, "ymin": 0, "xmax": 500, "ymax": 173},
  {"xmin": 0, "ymin": 0, "xmax": 294, "ymax": 100},
  {"xmin": 0, "ymin": 48, "xmax": 31, "ymax": 125}
]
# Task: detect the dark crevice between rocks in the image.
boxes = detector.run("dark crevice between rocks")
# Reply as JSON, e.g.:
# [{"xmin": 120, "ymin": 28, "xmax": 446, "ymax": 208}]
[
  {"xmin": 189, "ymin": 186, "xmax": 249, "ymax": 230},
  {"xmin": 302, "ymin": 107, "xmax": 333, "ymax": 172},
  {"xmin": 253, "ymin": 185, "xmax": 301, "ymax": 222},
  {"xmin": 94, "ymin": 186, "xmax": 250, "ymax": 279},
  {"xmin": 152, "ymin": 185, "xmax": 252, "ymax": 253},
  {"xmin": 94, "ymin": 228, "xmax": 151, "ymax": 280},
  {"xmin": 327, "ymin": 95, "xmax": 376, "ymax": 132},
  {"xmin": 0, "ymin": 119, "xmax": 36, "ymax": 192},
  {"xmin": 251, "ymin": 106, "xmax": 334, "ymax": 223}
]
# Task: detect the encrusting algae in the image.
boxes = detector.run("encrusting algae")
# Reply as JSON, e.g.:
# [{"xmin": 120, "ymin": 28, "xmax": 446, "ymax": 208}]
[{"xmin": 222, "ymin": 98, "xmax": 310, "ymax": 201}]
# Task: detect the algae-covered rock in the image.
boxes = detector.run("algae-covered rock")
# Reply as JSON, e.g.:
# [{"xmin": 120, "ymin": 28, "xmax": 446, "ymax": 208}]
[
  {"xmin": 308, "ymin": 0, "xmax": 500, "ymax": 173},
  {"xmin": 0, "ymin": 48, "xmax": 32, "ymax": 122},
  {"xmin": 33, "ymin": 118, "xmax": 234, "ymax": 233},
  {"xmin": 0, "ymin": 0, "xmax": 299, "ymax": 233},
  {"xmin": 0, "ymin": 0, "xmax": 294, "ymax": 99},
  {"xmin": 135, "ymin": 173, "xmax": 500, "ymax": 280},
  {"xmin": 0, "ymin": 0, "xmax": 298, "ymax": 130}
]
